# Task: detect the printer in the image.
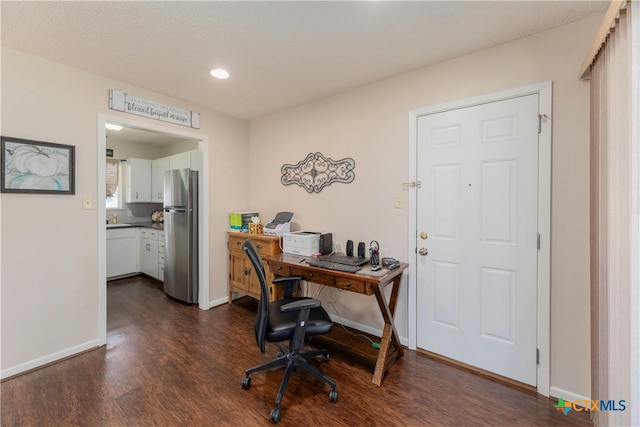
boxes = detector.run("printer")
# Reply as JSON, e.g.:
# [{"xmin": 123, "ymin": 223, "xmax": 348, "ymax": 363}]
[
  {"xmin": 283, "ymin": 231, "xmax": 333, "ymax": 257},
  {"xmin": 263, "ymin": 212, "xmax": 293, "ymax": 236}
]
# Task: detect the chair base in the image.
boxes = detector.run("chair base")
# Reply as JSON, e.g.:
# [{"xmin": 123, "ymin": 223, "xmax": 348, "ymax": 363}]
[{"xmin": 242, "ymin": 347, "xmax": 338, "ymax": 423}]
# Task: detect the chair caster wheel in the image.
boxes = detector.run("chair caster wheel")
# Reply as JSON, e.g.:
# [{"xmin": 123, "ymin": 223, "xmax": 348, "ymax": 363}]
[
  {"xmin": 322, "ymin": 353, "xmax": 330, "ymax": 363},
  {"xmin": 270, "ymin": 407, "xmax": 282, "ymax": 423},
  {"xmin": 329, "ymin": 389, "xmax": 338, "ymax": 403},
  {"xmin": 241, "ymin": 376, "xmax": 251, "ymax": 389}
]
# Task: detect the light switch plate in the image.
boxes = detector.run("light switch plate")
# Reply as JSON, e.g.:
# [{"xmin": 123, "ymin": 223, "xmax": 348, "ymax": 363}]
[
  {"xmin": 82, "ymin": 196, "xmax": 94, "ymax": 210},
  {"xmin": 394, "ymin": 195, "xmax": 403, "ymax": 209}
]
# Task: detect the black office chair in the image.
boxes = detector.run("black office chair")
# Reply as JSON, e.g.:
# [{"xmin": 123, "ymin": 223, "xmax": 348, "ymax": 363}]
[{"xmin": 241, "ymin": 239, "xmax": 338, "ymax": 423}]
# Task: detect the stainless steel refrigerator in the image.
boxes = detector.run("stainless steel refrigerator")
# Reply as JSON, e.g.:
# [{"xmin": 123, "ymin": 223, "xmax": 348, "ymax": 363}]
[{"xmin": 163, "ymin": 169, "xmax": 198, "ymax": 303}]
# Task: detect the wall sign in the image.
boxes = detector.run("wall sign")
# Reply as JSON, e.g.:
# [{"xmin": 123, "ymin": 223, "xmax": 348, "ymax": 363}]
[
  {"xmin": 281, "ymin": 152, "xmax": 355, "ymax": 193},
  {"xmin": 109, "ymin": 89, "xmax": 200, "ymax": 129}
]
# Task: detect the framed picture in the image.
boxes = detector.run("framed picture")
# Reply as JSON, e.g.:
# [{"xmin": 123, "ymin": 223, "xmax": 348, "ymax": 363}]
[{"xmin": 1, "ymin": 136, "xmax": 75, "ymax": 194}]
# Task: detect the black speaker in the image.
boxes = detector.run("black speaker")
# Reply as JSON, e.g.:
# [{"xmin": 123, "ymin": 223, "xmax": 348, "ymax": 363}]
[
  {"xmin": 357, "ymin": 242, "xmax": 366, "ymax": 258},
  {"xmin": 346, "ymin": 240, "xmax": 353, "ymax": 257},
  {"xmin": 319, "ymin": 233, "xmax": 333, "ymax": 255}
]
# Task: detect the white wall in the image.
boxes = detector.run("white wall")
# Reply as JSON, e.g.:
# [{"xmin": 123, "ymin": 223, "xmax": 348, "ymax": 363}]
[
  {"xmin": 0, "ymin": 48, "xmax": 250, "ymax": 375},
  {"xmin": 250, "ymin": 16, "xmax": 602, "ymax": 398}
]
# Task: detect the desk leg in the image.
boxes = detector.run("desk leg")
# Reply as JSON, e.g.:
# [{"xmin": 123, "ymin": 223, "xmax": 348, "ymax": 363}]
[{"xmin": 371, "ymin": 275, "xmax": 404, "ymax": 386}]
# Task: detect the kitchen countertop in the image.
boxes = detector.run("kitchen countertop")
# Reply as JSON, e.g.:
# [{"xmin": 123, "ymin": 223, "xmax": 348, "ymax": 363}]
[{"xmin": 106, "ymin": 222, "xmax": 164, "ymax": 230}]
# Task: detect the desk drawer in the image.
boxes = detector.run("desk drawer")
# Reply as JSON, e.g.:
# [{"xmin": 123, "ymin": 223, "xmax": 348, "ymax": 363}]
[
  {"xmin": 229, "ymin": 236, "xmax": 276, "ymax": 257},
  {"xmin": 291, "ymin": 267, "xmax": 334, "ymax": 286},
  {"xmin": 270, "ymin": 263, "xmax": 291, "ymax": 276},
  {"xmin": 334, "ymin": 277, "xmax": 366, "ymax": 293},
  {"xmin": 229, "ymin": 236, "xmax": 246, "ymax": 251}
]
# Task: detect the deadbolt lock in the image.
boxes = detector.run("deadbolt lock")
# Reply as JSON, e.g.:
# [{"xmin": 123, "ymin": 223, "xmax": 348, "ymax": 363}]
[{"xmin": 420, "ymin": 232, "xmax": 428, "ymax": 240}]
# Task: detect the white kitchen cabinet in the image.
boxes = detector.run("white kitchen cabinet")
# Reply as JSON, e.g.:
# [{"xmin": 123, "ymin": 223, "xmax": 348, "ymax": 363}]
[
  {"xmin": 158, "ymin": 231, "xmax": 165, "ymax": 281},
  {"xmin": 151, "ymin": 157, "xmax": 170, "ymax": 203},
  {"xmin": 150, "ymin": 152, "xmax": 197, "ymax": 203},
  {"xmin": 124, "ymin": 158, "xmax": 152, "ymax": 202},
  {"xmin": 140, "ymin": 228, "xmax": 160, "ymax": 279},
  {"xmin": 107, "ymin": 228, "xmax": 138, "ymax": 278}
]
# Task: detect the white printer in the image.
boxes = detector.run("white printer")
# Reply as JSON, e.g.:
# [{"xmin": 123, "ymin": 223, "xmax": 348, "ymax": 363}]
[
  {"xmin": 283, "ymin": 231, "xmax": 320, "ymax": 256},
  {"xmin": 263, "ymin": 212, "xmax": 293, "ymax": 236}
]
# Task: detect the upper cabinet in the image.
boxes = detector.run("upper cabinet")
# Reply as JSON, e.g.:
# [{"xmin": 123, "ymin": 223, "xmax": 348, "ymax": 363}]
[
  {"xmin": 124, "ymin": 158, "xmax": 152, "ymax": 203},
  {"xmin": 151, "ymin": 157, "xmax": 170, "ymax": 203},
  {"xmin": 150, "ymin": 150, "xmax": 199, "ymax": 203}
]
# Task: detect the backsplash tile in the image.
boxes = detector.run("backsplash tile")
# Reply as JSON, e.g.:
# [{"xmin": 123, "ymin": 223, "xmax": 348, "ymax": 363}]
[{"xmin": 107, "ymin": 202, "xmax": 163, "ymax": 224}]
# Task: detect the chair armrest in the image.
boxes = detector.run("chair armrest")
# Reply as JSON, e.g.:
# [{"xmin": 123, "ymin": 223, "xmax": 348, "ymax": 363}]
[{"xmin": 280, "ymin": 298, "xmax": 321, "ymax": 312}]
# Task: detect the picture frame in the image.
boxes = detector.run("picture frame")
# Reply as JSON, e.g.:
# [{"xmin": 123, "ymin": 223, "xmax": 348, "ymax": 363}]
[{"xmin": 1, "ymin": 136, "xmax": 75, "ymax": 195}]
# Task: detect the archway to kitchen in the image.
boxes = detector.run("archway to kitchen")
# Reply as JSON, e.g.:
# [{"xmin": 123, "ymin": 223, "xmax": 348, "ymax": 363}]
[{"xmin": 97, "ymin": 113, "xmax": 210, "ymax": 345}]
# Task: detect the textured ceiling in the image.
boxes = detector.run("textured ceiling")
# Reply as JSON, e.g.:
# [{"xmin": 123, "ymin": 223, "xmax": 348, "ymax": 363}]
[{"xmin": 1, "ymin": 1, "xmax": 608, "ymax": 120}]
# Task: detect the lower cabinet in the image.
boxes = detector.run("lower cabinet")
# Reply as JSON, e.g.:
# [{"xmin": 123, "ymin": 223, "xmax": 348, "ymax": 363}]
[
  {"xmin": 139, "ymin": 228, "xmax": 164, "ymax": 281},
  {"xmin": 106, "ymin": 226, "xmax": 164, "ymax": 281},
  {"xmin": 107, "ymin": 228, "xmax": 138, "ymax": 279},
  {"xmin": 227, "ymin": 231, "xmax": 283, "ymax": 302},
  {"xmin": 158, "ymin": 231, "xmax": 165, "ymax": 281}
]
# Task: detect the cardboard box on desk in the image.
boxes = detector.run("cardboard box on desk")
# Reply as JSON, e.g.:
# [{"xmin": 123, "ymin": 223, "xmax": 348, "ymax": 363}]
[{"xmin": 229, "ymin": 211, "xmax": 258, "ymax": 231}]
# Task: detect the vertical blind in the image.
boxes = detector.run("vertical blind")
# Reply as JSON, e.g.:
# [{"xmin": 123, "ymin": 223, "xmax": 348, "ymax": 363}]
[{"xmin": 584, "ymin": 1, "xmax": 639, "ymax": 426}]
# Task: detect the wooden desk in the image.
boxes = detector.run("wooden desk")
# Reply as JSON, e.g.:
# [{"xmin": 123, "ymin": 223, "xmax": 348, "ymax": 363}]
[{"xmin": 264, "ymin": 253, "xmax": 408, "ymax": 386}]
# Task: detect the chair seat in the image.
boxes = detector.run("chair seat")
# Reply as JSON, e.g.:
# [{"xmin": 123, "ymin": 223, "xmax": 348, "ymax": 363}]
[{"xmin": 266, "ymin": 298, "xmax": 333, "ymax": 342}]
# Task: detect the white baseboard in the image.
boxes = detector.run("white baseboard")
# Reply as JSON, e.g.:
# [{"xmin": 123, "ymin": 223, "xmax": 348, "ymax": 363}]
[
  {"xmin": 1, "ymin": 339, "xmax": 100, "ymax": 380},
  {"xmin": 550, "ymin": 386, "xmax": 590, "ymax": 405},
  {"xmin": 329, "ymin": 314, "xmax": 409, "ymax": 347},
  {"xmin": 208, "ymin": 295, "xmax": 229, "ymax": 308}
]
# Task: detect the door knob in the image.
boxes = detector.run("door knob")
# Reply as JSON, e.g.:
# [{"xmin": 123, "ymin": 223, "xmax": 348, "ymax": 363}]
[{"xmin": 418, "ymin": 248, "xmax": 429, "ymax": 256}]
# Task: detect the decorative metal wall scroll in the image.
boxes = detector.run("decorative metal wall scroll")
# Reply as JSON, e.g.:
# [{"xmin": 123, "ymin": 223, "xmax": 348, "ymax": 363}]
[{"xmin": 281, "ymin": 152, "xmax": 355, "ymax": 193}]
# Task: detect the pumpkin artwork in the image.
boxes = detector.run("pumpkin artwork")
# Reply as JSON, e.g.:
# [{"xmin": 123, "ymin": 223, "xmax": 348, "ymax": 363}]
[{"xmin": 4, "ymin": 143, "xmax": 70, "ymax": 190}]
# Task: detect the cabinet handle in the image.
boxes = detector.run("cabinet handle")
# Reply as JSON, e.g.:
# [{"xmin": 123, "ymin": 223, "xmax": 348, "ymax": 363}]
[
  {"xmin": 256, "ymin": 244, "xmax": 263, "ymax": 249},
  {"xmin": 308, "ymin": 272, "xmax": 314, "ymax": 277},
  {"xmin": 236, "ymin": 241, "xmax": 242, "ymax": 246},
  {"xmin": 345, "ymin": 282, "xmax": 352, "ymax": 288}
]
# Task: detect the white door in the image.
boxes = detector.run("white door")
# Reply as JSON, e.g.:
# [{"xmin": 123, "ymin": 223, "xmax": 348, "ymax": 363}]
[{"xmin": 416, "ymin": 94, "xmax": 539, "ymax": 385}]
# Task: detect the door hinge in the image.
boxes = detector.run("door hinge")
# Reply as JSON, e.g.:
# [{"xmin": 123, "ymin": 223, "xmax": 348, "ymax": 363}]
[
  {"xmin": 537, "ymin": 233, "xmax": 541, "ymax": 250},
  {"xmin": 401, "ymin": 181, "xmax": 421, "ymax": 189},
  {"xmin": 536, "ymin": 348, "xmax": 540, "ymax": 365}
]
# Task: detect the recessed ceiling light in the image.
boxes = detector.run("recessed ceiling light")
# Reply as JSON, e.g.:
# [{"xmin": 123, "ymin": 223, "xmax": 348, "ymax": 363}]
[
  {"xmin": 210, "ymin": 68, "xmax": 230, "ymax": 79},
  {"xmin": 105, "ymin": 123, "xmax": 123, "ymax": 131}
]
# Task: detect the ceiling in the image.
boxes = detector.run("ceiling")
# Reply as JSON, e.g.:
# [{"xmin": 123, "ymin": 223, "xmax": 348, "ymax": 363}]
[{"xmin": 1, "ymin": 1, "xmax": 608, "ymax": 121}]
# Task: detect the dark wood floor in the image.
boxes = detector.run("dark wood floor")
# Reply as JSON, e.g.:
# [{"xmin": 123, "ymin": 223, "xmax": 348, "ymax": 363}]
[{"xmin": 2, "ymin": 276, "xmax": 591, "ymax": 426}]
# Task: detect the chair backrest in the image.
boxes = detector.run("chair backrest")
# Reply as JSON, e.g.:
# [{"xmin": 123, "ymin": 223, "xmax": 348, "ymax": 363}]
[{"xmin": 242, "ymin": 239, "xmax": 270, "ymax": 354}]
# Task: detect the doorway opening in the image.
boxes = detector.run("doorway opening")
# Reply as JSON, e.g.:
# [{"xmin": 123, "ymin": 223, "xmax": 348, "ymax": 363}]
[{"xmin": 97, "ymin": 113, "xmax": 210, "ymax": 345}]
